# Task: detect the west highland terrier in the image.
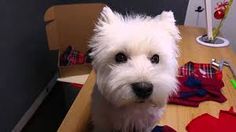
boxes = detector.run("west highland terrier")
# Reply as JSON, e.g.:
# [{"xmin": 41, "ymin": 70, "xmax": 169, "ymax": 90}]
[{"xmin": 89, "ymin": 6, "xmax": 181, "ymax": 132}]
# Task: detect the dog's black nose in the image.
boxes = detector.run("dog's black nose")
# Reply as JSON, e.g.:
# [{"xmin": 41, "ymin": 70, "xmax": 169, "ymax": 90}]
[{"xmin": 131, "ymin": 82, "xmax": 153, "ymax": 99}]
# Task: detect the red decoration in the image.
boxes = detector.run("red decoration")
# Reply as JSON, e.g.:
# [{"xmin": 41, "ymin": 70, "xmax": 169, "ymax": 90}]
[
  {"xmin": 214, "ymin": 0, "xmax": 229, "ymax": 19},
  {"xmin": 214, "ymin": 9, "xmax": 225, "ymax": 19},
  {"xmin": 215, "ymin": 1, "xmax": 229, "ymax": 11},
  {"xmin": 60, "ymin": 46, "xmax": 86, "ymax": 66},
  {"xmin": 77, "ymin": 52, "xmax": 85, "ymax": 64}
]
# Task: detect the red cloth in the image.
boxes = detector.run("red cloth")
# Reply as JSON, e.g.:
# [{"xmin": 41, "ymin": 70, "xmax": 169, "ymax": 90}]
[
  {"xmin": 168, "ymin": 61, "xmax": 226, "ymax": 107},
  {"xmin": 218, "ymin": 107, "xmax": 236, "ymax": 131},
  {"xmin": 71, "ymin": 83, "xmax": 83, "ymax": 89},
  {"xmin": 186, "ymin": 107, "xmax": 236, "ymax": 132},
  {"xmin": 186, "ymin": 113, "xmax": 220, "ymax": 132},
  {"xmin": 168, "ymin": 76, "xmax": 226, "ymax": 107}
]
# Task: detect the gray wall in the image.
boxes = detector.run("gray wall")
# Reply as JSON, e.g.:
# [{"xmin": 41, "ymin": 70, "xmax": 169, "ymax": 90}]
[
  {"xmin": 221, "ymin": 0, "xmax": 236, "ymax": 52},
  {"xmin": 0, "ymin": 1, "xmax": 60, "ymax": 131},
  {"xmin": 61, "ymin": 0, "xmax": 189, "ymax": 24},
  {"xmin": 107, "ymin": 0, "xmax": 189, "ymax": 25}
]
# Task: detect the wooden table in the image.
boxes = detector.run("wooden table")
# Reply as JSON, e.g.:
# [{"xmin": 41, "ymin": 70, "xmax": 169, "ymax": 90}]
[{"xmin": 58, "ymin": 26, "xmax": 236, "ymax": 132}]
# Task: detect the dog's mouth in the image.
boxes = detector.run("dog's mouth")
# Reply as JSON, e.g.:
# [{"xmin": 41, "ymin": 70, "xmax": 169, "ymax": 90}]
[
  {"xmin": 135, "ymin": 100, "xmax": 146, "ymax": 103},
  {"xmin": 134, "ymin": 99, "xmax": 158, "ymax": 107}
]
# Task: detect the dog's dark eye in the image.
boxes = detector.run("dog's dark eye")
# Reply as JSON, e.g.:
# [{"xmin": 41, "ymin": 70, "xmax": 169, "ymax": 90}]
[
  {"xmin": 115, "ymin": 52, "xmax": 127, "ymax": 63},
  {"xmin": 150, "ymin": 54, "xmax": 159, "ymax": 64}
]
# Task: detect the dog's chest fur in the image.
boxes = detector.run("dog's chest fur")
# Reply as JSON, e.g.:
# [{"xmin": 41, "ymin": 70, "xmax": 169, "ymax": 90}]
[{"xmin": 91, "ymin": 86, "xmax": 163, "ymax": 132}]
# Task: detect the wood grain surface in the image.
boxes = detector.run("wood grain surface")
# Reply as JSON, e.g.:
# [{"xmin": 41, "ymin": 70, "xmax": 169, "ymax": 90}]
[{"xmin": 58, "ymin": 26, "xmax": 236, "ymax": 132}]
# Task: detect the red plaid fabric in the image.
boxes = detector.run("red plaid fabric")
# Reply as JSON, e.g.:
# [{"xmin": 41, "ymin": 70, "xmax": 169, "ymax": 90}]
[
  {"xmin": 178, "ymin": 61, "xmax": 222, "ymax": 80},
  {"xmin": 60, "ymin": 46, "xmax": 85, "ymax": 66},
  {"xmin": 168, "ymin": 61, "xmax": 226, "ymax": 107}
]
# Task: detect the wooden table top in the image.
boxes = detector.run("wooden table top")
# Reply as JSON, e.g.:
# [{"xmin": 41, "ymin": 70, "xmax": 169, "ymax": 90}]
[{"xmin": 58, "ymin": 26, "xmax": 236, "ymax": 132}]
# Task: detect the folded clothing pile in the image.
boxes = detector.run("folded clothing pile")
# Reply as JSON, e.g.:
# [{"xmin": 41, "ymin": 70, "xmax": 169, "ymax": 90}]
[
  {"xmin": 60, "ymin": 46, "xmax": 85, "ymax": 66},
  {"xmin": 168, "ymin": 61, "xmax": 226, "ymax": 107}
]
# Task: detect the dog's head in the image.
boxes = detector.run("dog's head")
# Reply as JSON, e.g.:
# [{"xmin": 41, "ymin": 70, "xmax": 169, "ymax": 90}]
[{"xmin": 89, "ymin": 6, "xmax": 181, "ymax": 108}]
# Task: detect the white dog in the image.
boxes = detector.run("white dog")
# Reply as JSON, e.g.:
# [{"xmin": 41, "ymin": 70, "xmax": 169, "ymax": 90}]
[{"xmin": 89, "ymin": 6, "xmax": 181, "ymax": 132}]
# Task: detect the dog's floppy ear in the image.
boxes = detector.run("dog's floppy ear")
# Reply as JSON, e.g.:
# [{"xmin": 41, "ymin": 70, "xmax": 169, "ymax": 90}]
[
  {"xmin": 156, "ymin": 11, "xmax": 181, "ymax": 42},
  {"xmin": 97, "ymin": 6, "xmax": 121, "ymax": 25}
]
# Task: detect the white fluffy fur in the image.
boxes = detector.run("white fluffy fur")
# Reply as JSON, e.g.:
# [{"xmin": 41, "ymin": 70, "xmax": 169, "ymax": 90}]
[{"xmin": 89, "ymin": 6, "xmax": 181, "ymax": 132}]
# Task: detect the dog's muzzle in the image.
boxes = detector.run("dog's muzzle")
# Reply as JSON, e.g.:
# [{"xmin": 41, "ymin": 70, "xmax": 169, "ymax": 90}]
[{"xmin": 131, "ymin": 82, "xmax": 153, "ymax": 99}]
